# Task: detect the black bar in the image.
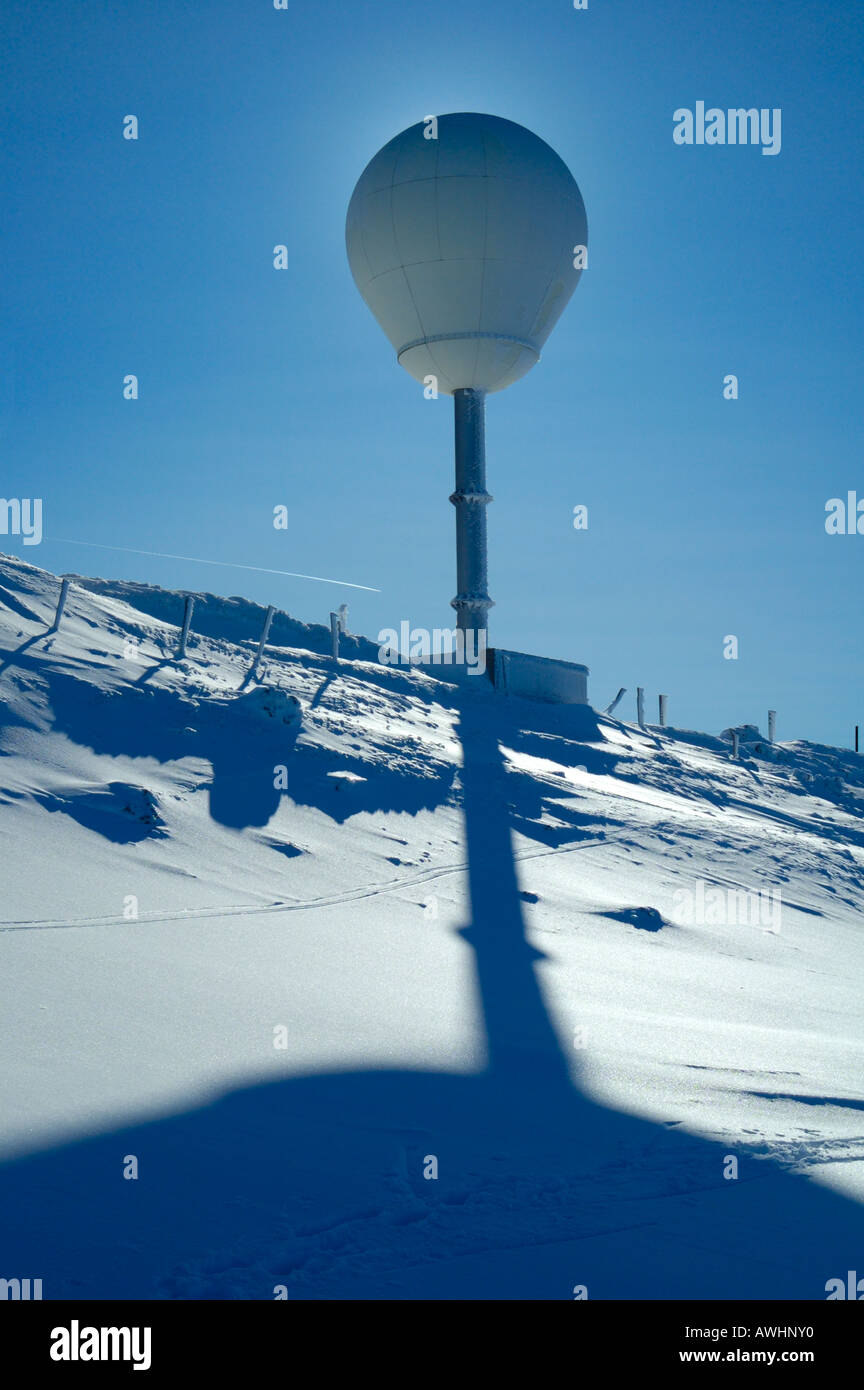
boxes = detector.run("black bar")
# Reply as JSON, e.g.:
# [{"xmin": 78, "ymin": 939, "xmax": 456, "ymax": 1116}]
[{"xmin": 2, "ymin": 1299, "xmax": 860, "ymax": 1375}]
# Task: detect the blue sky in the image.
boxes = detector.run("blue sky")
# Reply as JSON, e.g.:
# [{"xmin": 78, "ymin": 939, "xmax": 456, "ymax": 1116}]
[{"xmin": 1, "ymin": 0, "xmax": 862, "ymax": 745}]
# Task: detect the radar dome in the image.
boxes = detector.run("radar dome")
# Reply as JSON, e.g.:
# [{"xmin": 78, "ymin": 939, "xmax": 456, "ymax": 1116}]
[{"xmin": 346, "ymin": 112, "xmax": 587, "ymax": 395}]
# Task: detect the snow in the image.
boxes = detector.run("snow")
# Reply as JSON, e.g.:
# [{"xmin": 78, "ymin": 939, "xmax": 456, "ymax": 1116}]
[{"xmin": 1, "ymin": 550, "xmax": 863, "ymax": 1300}]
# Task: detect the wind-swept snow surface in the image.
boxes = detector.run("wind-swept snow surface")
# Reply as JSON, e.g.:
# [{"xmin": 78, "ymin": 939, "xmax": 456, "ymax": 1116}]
[{"xmin": 1, "ymin": 552, "xmax": 863, "ymax": 1300}]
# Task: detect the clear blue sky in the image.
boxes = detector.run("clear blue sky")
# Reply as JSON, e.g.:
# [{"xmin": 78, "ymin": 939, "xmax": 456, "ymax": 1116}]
[{"xmin": 1, "ymin": 0, "xmax": 861, "ymax": 745}]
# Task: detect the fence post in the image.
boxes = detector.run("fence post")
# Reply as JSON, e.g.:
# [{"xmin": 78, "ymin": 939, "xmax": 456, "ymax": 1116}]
[
  {"xmin": 856, "ymin": 725, "xmax": 860, "ymax": 754},
  {"xmin": 636, "ymin": 687, "xmax": 645, "ymax": 729},
  {"xmin": 768, "ymin": 710, "xmax": 776, "ymax": 743},
  {"xmin": 732, "ymin": 730, "xmax": 739, "ymax": 759},
  {"xmin": 337, "ymin": 603, "xmax": 349, "ymax": 635},
  {"xmin": 253, "ymin": 604, "xmax": 275, "ymax": 669},
  {"xmin": 658, "ymin": 694, "xmax": 668, "ymax": 728},
  {"xmin": 178, "ymin": 596, "xmax": 194, "ymax": 658},
  {"xmin": 330, "ymin": 611, "xmax": 340, "ymax": 662},
  {"xmin": 53, "ymin": 578, "xmax": 71, "ymax": 628},
  {"xmin": 605, "ymin": 686, "xmax": 626, "ymax": 715}
]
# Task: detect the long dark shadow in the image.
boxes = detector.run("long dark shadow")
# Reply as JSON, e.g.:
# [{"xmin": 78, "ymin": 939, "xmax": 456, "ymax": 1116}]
[{"xmin": 455, "ymin": 693, "xmax": 573, "ymax": 1094}]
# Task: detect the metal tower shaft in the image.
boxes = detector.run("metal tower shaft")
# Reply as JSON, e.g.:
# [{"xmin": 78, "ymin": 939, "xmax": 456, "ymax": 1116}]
[{"xmin": 450, "ymin": 388, "xmax": 494, "ymax": 641}]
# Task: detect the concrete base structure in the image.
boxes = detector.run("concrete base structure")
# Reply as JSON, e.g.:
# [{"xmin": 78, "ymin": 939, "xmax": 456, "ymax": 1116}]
[{"xmin": 487, "ymin": 648, "xmax": 589, "ymax": 705}]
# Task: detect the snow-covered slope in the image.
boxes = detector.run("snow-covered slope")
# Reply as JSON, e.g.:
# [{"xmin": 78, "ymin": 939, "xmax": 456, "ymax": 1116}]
[{"xmin": 1, "ymin": 551, "xmax": 863, "ymax": 1300}]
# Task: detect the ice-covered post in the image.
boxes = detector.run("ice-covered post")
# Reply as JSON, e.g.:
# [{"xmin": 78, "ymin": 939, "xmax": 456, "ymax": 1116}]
[
  {"xmin": 253, "ymin": 604, "xmax": 275, "ymax": 669},
  {"xmin": 330, "ymin": 611, "xmax": 340, "ymax": 662},
  {"xmin": 53, "ymin": 578, "xmax": 71, "ymax": 629},
  {"xmin": 768, "ymin": 710, "xmax": 776, "ymax": 743},
  {"xmin": 732, "ymin": 730, "xmax": 739, "ymax": 759},
  {"xmin": 337, "ymin": 603, "xmax": 349, "ymax": 635},
  {"xmin": 178, "ymin": 596, "xmax": 194, "ymax": 658},
  {"xmin": 605, "ymin": 687, "xmax": 626, "ymax": 715},
  {"xmin": 636, "ymin": 687, "xmax": 645, "ymax": 729},
  {"xmin": 658, "ymin": 694, "xmax": 668, "ymax": 728}
]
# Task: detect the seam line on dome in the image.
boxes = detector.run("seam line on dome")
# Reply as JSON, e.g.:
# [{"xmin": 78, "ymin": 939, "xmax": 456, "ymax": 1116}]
[{"xmin": 397, "ymin": 332, "xmax": 538, "ymax": 360}]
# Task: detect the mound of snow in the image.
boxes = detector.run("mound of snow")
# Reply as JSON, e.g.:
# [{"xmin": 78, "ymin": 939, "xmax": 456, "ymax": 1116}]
[{"xmin": 232, "ymin": 685, "xmax": 301, "ymax": 725}]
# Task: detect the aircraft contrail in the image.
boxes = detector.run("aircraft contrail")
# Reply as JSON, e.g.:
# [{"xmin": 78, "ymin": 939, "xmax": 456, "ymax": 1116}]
[{"xmin": 48, "ymin": 538, "xmax": 381, "ymax": 592}]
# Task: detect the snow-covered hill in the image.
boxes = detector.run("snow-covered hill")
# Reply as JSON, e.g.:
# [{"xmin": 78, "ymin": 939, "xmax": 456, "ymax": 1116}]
[{"xmin": 1, "ymin": 550, "xmax": 863, "ymax": 1300}]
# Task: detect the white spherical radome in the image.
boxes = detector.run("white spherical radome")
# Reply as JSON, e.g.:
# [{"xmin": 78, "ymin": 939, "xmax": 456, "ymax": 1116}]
[{"xmin": 346, "ymin": 113, "xmax": 587, "ymax": 395}]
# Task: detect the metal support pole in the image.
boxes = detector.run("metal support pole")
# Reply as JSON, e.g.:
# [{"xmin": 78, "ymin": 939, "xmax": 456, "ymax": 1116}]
[
  {"xmin": 53, "ymin": 578, "xmax": 70, "ymax": 628},
  {"xmin": 768, "ymin": 709, "xmax": 776, "ymax": 743},
  {"xmin": 253, "ymin": 604, "xmax": 275, "ymax": 668},
  {"xmin": 636, "ymin": 686, "xmax": 645, "ymax": 729},
  {"xmin": 330, "ymin": 611, "xmax": 340, "ymax": 662},
  {"xmin": 178, "ymin": 596, "xmax": 194, "ymax": 658},
  {"xmin": 450, "ymin": 389, "xmax": 493, "ymax": 645},
  {"xmin": 659, "ymin": 693, "xmax": 668, "ymax": 727}
]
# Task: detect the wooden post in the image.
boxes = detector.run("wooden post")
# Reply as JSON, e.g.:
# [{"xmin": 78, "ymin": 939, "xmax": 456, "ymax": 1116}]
[
  {"xmin": 768, "ymin": 710, "xmax": 776, "ymax": 743},
  {"xmin": 330, "ymin": 611, "xmax": 340, "ymax": 662},
  {"xmin": 658, "ymin": 693, "xmax": 668, "ymax": 728},
  {"xmin": 732, "ymin": 730, "xmax": 739, "ymax": 760},
  {"xmin": 856, "ymin": 725, "xmax": 859, "ymax": 753},
  {"xmin": 605, "ymin": 686, "xmax": 626, "ymax": 715},
  {"xmin": 636, "ymin": 687, "xmax": 645, "ymax": 729},
  {"xmin": 178, "ymin": 596, "xmax": 194, "ymax": 658},
  {"xmin": 53, "ymin": 578, "xmax": 71, "ymax": 628}
]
